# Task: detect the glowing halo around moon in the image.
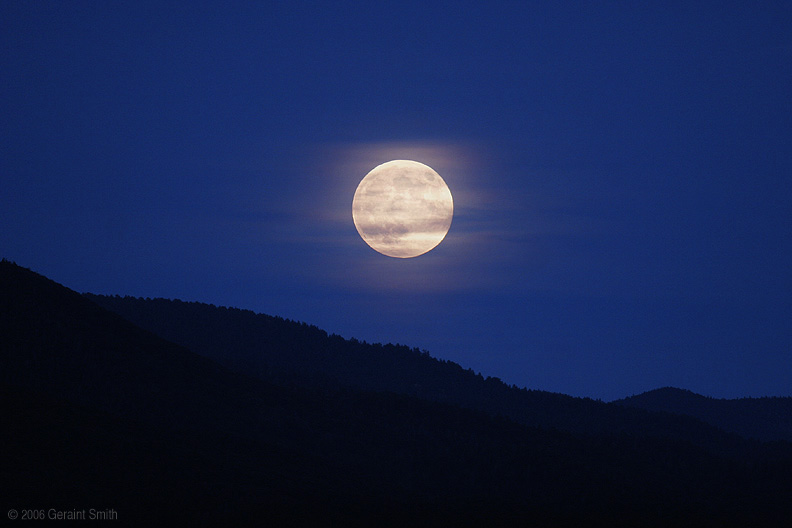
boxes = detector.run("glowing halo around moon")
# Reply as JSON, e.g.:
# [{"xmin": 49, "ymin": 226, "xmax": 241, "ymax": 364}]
[{"xmin": 352, "ymin": 160, "xmax": 453, "ymax": 258}]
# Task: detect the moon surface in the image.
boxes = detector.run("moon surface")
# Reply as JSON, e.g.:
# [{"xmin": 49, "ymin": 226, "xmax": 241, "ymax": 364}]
[{"xmin": 352, "ymin": 160, "xmax": 453, "ymax": 258}]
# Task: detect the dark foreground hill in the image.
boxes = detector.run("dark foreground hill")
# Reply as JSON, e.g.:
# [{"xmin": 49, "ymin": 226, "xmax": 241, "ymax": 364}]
[
  {"xmin": 613, "ymin": 387, "xmax": 792, "ymax": 443},
  {"xmin": 2, "ymin": 260, "xmax": 792, "ymax": 526}
]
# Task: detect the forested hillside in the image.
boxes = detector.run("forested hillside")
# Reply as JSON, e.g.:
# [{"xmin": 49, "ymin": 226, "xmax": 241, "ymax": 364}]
[
  {"xmin": 86, "ymin": 294, "xmax": 785, "ymax": 455},
  {"xmin": 3, "ymin": 260, "xmax": 792, "ymax": 526}
]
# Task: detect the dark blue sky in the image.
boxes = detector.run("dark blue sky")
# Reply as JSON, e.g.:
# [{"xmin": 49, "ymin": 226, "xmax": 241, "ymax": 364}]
[{"xmin": 3, "ymin": 2, "xmax": 791, "ymax": 400}]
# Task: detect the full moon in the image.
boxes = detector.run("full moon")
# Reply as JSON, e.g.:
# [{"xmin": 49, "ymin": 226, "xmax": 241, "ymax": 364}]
[{"xmin": 352, "ymin": 160, "xmax": 454, "ymax": 258}]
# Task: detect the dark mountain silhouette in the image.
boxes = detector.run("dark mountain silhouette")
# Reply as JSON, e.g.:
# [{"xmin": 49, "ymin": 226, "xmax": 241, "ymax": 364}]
[
  {"xmin": 85, "ymin": 294, "xmax": 781, "ymax": 454},
  {"xmin": 613, "ymin": 387, "xmax": 792, "ymax": 443},
  {"xmin": 3, "ymin": 259, "xmax": 792, "ymax": 526}
]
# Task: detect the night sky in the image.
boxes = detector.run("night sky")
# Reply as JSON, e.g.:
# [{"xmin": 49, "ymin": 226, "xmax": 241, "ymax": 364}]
[{"xmin": 2, "ymin": 2, "xmax": 790, "ymax": 401}]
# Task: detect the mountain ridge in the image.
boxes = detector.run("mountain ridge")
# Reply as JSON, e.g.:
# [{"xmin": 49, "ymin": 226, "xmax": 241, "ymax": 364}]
[
  {"xmin": 613, "ymin": 386, "xmax": 792, "ymax": 442},
  {"xmin": 84, "ymin": 292, "xmax": 790, "ymax": 450},
  {"xmin": 4, "ymin": 259, "xmax": 792, "ymax": 526}
]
